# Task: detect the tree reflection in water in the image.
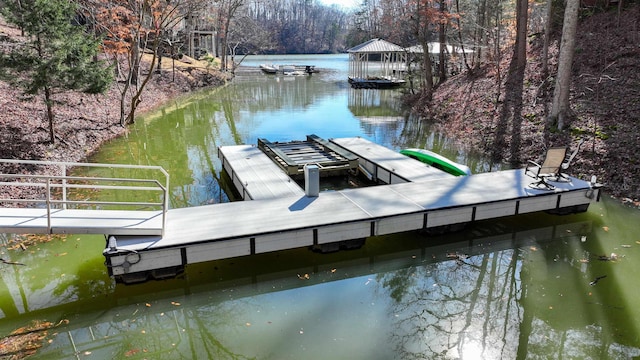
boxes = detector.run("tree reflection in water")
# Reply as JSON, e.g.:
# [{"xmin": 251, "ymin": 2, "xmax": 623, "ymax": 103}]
[
  {"xmin": 378, "ymin": 218, "xmax": 640, "ymax": 359},
  {"xmin": 379, "ymin": 248, "xmax": 522, "ymax": 359}
]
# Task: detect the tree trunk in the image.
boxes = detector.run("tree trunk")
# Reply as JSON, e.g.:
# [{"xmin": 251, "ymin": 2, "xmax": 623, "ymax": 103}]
[
  {"xmin": 119, "ymin": 52, "xmax": 133, "ymax": 126},
  {"xmin": 414, "ymin": 0, "xmax": 434, "ymax": 100},
  {"xmin": 126, "ymin": 43, "xmax": 159, "ymax": 125},
  {"xmin": 156, "ymin": 41, "xmax": 163, "ymax": 74},
  {"xmin": 438, "ymin": 0, "xmax": 448, "ymax": 84},
  {"xmin": 542, "ymin": 0, "xmax": 553, "ymax": 77},
  {"xmin": 455, "ymin": 0, "xmax": 472, "ymax": 73},
  {"xmin": 514, "ymin": 0, "xmax": 528, "ymax": 72},
  {"xmin": 131, "ymin": 37, "xmax": 140, "ymax": 85},
  {"xmin": 473, "ymin": 0, "xmax": 488, "ymax": 69},
  {"xmin": 44, "ymin": 86, "xmax": 55, "ymax": 143},
  {"xmin": 550, "ymin": 0, "xmax": 580, "ymax": 131},
  {"xmin": 421, "ymin": 38, "xmax": 434, "ymax": 100}
]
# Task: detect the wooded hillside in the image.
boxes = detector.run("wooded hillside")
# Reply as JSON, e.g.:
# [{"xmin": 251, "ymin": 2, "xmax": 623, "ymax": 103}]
[{"xmin": 425, "ymin": 4, "xmax": 639, "ymax": 202}]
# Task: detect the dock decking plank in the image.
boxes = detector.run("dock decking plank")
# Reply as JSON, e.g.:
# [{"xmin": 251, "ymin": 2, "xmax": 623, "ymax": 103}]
[{"xmin": 151, "ymin": 191, "xmax": 372, "ymax": 249}]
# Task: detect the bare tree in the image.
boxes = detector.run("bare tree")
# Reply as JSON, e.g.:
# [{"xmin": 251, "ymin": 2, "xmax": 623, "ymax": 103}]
[
  {"xmin": 437, "ymin": 0, "xmax": 448, "ymax": 83},
  {"xmin": 84, "ymin": 0, "xmax": 192, "ymax": 126},
  {"xmin": 549, "ymin": 0, "xmax": 580, "ymax": 131},
  {"xmin": 225, "ymin": 14, "xmax": 274, "ymax": 71},
  {"xmin": 215, "ymin": 0, "xmax": 246, "ymax": 71},
  {"xmin": 413, "ymin": 0, "xmax": 436, "ymax": 100},
  {"xmin": 453, "ymin": 0, "xmax": 472, "ymax": 72},
  {"xmin": 542, "ymin": 0, "xmax": 554, "ymax": 77}
]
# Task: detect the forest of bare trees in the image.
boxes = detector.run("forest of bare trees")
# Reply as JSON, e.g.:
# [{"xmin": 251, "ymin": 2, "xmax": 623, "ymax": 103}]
[
  {"xmin": 211, "ymin": 0, "xmax": 565, "ymax": 103},
  {"xmin": 2, "ymin": 0, "xmax": 634, "ymax": 152}
]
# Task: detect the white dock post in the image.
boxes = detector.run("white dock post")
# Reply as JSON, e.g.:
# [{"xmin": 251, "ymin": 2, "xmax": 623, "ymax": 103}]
[{"xmin": 304, "ymin": 164, "xmax": 320, "ymax": 197}]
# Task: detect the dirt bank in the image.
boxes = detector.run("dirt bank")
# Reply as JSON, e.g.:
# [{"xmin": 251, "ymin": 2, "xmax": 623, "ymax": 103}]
[
  {"xmin": 0, "ymin": 57, "xmax": 229, "ymax": 165},
  {"xmin": 0, "ymin": 18, "xmax": 230, "ymax": 182}
]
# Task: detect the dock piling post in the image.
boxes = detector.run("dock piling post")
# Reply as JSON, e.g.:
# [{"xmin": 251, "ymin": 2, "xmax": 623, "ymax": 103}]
[{"xmin": 304, "ymin": 164, "xmax": 319, "ymax": 197}]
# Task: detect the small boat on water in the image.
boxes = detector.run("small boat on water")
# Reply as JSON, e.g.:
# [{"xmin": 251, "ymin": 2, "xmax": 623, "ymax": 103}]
[
  {"xmin": 400, "ymin": 148, "xmax": 472, "ymax": 176},
  {"xmin": 259, "ymin": 64, "xmax": 278, "ymax": 74},
  {"xmin": 260, "ymin": 64, "xmax": 317, "ymax": 75},
  {"xmin": 348, "ymin": 76, "xmax": 405, "ymax": 89}
]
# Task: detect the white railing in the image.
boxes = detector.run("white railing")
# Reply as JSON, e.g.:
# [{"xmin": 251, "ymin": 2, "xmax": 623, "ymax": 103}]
[{"xmin": 0, "ymin": 159, "xmax": 169, "ymax": 235}]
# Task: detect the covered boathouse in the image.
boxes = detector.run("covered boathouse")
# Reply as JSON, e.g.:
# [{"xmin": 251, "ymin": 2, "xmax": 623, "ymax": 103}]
[{"xmin": 347, "ymin": 38, "xmax": 407, "ymax": 89}]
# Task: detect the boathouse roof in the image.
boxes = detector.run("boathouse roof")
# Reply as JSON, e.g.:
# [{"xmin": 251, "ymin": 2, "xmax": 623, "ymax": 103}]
[
  {"xmin": 405, "ymin": 43, "xmax": 474, "ymax": 54},
  {"xmin": 347, "ymin": 38, "xmax": 404, "ymax": 53}
]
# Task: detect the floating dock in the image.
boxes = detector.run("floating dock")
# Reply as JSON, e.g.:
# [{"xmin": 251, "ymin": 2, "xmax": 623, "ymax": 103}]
[
  {"xmin": 100, "ymin": 137, "xmax": 600, "ymax": 283},
  {"xmin": 0, "ymin": 138, "xmax": 601, "ymax": 283}
]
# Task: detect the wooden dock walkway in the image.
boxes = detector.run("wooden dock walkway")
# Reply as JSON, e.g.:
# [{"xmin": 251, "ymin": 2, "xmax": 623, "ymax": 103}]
[{"xmin": 104, "ymin": 137, "xmax": 600, "ymax": 283}]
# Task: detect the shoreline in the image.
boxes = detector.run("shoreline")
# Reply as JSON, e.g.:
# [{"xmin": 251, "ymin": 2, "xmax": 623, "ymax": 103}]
[
  {"xmin": 0, "ymin": 60, "xmax": 640, "ymax": 209},
  {"xmin": 1, "ymin": 65, "xmax": 637, "ymax": 208},
  {"xmin": 0, "ymin": 57, "xmax": 230, "ymax": 164}
]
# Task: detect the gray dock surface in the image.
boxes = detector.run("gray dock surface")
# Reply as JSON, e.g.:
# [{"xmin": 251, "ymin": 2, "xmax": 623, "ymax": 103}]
[
  {"xmin": 104, "ymin": 137, "xmax": 598, "ymax": 281},
  {"xmin": 115, "ymin": 169, "xmax": 593, "ymax": 252},
  {"xmin": 0, "ymin": 137, "xmax": 598, "ymax": 282},
  {"xmin": 218, "ymin": 145, "xmax": 304, "ymax": 200}
]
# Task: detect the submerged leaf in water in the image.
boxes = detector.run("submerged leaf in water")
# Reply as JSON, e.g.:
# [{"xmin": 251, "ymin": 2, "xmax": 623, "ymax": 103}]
[
  {"xmin": 125, "ymin": 348, "xmax": 140, "ymax": 357},
  {"xmin": 0, "ymin": 320, "xmax": 56, "ymax": 359}
]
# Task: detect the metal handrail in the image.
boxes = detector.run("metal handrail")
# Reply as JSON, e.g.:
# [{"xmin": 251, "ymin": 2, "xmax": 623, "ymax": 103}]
[{"xmin": 0, "ymin": 159, "xmax": 170, "ymax": 235}]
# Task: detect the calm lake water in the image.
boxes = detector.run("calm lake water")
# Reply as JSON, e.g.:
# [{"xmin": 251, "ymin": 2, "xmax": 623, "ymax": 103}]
[{"xmin": 2, "ymin": 54, "xmax": 640, "ymax": 359}]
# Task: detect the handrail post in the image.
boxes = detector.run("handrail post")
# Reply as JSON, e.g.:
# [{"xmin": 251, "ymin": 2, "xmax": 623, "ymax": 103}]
[
  {"xmin": 46, "ymin": 178, "xmax": 51, "ymax": 234},
  {"xmin": 162, "ymin": 172, "xmax": 169, "ymax": 236},
  {"xmin": 61, "ymin": 163, "xmax": 67, "ymax": 210}
]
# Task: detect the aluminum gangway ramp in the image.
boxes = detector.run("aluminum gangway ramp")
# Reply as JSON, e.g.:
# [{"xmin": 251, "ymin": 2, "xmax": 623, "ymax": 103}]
[
  {"xmin": 0, "ymin": 208, "xmax": 164, "ymax": 235},
  {"xmin": 0, "ymin": 159, "xmax": 168, "ymax": 236}
]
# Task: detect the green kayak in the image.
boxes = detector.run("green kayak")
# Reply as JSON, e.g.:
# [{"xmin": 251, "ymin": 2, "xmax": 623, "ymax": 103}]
[{"xmin": 400, "ymin": 149, "xmax": 472, "ymax": 177}]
